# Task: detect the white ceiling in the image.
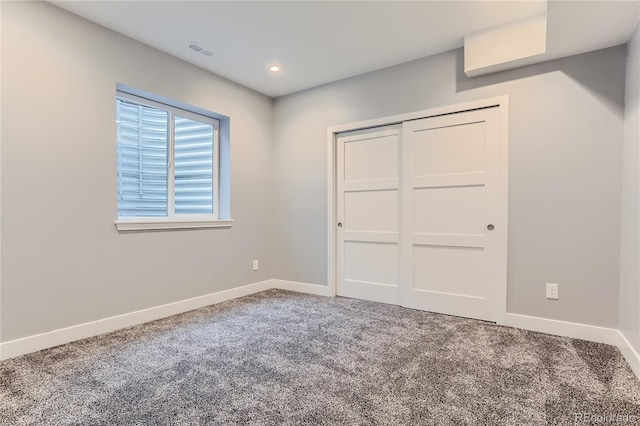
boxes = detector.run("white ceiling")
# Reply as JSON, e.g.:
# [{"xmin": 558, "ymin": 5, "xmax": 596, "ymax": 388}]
[{"xmin": 51, "ymin": 1, "xmax": 639, "ymax": 98}]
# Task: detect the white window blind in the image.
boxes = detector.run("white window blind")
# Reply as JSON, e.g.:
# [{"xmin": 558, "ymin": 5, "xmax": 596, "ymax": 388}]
[
  {"xmin": 116, "ymin": 92, "xmax": 219, "ymax": 220},
  {"xmin": 116, "ymin": 99, "xmax": 169, "ymax": 217},
  {"xmin": 174, "ymin": 116, "xmax": 214, "ymax": 215}
]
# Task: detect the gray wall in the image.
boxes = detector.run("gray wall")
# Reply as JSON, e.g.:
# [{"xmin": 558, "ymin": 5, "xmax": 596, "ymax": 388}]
[
  {"xmin": 1, "ymin": 1, "xmax": 277, "ymax": 341},
  {"xmin": 273, "ymin": 46, "xmax": 626, "ymax": 328},
  {"xmin": 620, "ymin": 22, "xmax": 640, "ymax": 353},
  {"xmin": 0, "ymin": 0, "xmax": 632, "ymax": 343}
]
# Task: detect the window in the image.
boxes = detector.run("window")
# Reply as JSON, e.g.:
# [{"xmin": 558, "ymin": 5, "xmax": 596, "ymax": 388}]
[{"xmin": 115, "ymin": 90, "xmax": 231, "ymax": 230}]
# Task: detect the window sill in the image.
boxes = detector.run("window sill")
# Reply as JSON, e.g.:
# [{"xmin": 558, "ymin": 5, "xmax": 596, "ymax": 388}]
[{"xmin": 115, "ymin": 218, "xmax": 233, "ymax": 231}]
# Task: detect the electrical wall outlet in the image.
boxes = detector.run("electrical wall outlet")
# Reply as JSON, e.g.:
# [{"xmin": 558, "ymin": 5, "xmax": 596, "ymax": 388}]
[
  {"xmin": 252, "ymin": 260, "xmax": 259, "ymax": 271},
  {"xmin": 546, "ymin": 283, "xmax": 559, "ymax": 300}
]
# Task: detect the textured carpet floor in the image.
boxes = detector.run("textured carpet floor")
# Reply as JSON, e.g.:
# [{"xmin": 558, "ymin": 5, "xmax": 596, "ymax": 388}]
[{"xmin": 1, "ymin": 290, "xmax": 639, "ymax": 425}]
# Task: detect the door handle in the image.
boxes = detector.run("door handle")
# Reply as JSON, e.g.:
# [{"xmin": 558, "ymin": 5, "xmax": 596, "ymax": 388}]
[
  {"xmin": 487, "ymin": 224, "xmax": 495, "ymax": 231},
  {"xmin": 337, "ymin": 222, "xmax": 343, "ymax": 228}
]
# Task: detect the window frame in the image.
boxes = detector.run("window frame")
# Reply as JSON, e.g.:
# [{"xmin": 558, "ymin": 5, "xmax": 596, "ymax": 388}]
[{"xmin": 114, "ymin": 90, "xmax": 232, "ymax": 231}]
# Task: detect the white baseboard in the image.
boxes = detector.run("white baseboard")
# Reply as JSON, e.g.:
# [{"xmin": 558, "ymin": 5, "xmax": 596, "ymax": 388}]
[
  {"xmin": 0, "ymin": 279, "xmax": 333, "ymax": 362},
  {"xmin": 504, "ymin": 313, "xmax": 640, "ymax": 380},
  {"xmin": 617, "ymin": 331, "xmax": 640, "ymax": 380},
  {"xmin": 0, "ymin": 280, "xmax": 274, "ymax": 361},
  {"xmin": 3, "ymin": 284, "xmax": 638, "ymax": 382},
  {"xmin": 504, "ymin": 313, "xmax": 620, "ymax": 345},
  {"xmin": 269, "ymin": 279, "xmax": 333, "ymax": 296}
]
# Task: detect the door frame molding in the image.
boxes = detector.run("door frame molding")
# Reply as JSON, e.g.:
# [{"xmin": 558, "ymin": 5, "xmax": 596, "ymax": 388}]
[{"xmin": 327, "ymin": 96, "xmax": 509, "ymax": 324}]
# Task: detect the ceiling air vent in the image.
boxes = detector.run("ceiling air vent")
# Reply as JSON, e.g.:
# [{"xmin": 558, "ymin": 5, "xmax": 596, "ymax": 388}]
[{"xmin": 188, "ymin": 42, "xmax": 213, "ymax": 57}]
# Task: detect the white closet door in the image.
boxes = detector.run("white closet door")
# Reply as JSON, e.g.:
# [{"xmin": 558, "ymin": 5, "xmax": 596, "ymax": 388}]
[
  {"xmin": 336, "ymin": 126, "xmax": 401, "ymax": 305},
  {"xmin": 401, "ymin": 107, "xmax": 502, "ymax": 322}
]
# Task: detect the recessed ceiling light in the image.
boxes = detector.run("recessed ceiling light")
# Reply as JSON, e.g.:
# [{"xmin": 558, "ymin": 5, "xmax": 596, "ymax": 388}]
[{"xmin": 270, "ymin": 66, "xmax": 280, "ymax": 72}]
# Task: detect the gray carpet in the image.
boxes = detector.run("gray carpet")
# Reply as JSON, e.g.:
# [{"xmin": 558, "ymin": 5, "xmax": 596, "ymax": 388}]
[{"xmin": 1, "ymin": 290, "xmax": 639, "ymax": 425}]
